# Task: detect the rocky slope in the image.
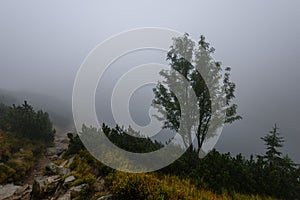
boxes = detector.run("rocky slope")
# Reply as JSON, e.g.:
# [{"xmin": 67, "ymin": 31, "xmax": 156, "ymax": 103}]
[{"xmin": 0, "ymin": 132, "xmax": 113, "ymax": 200}]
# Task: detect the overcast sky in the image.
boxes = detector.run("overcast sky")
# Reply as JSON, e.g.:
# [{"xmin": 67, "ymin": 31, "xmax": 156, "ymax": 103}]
[{"xmin": 1, "ymin": 1, "xmax": 300, "ymax": 161}]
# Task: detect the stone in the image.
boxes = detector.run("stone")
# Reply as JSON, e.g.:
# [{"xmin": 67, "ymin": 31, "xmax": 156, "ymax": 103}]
[
  {"xmin": 63, "ymin": 176, "xmax": 76, "ymax": 187},
  {"xmin": 14, "ymin": 184, "xmax": 32, "ymax": 200},
  {"xmin": 56, "ymin": 191, "xmax": 71, "ymax": 200},
  {"xmin": 66, "ymin": 157, "xmax": 75, "ymax": 167},
  {"xmin": 32, "ymin": 175, "xmax": 61, "ymax": 197},
  {"xmin": 70, "ymin": 184, "xmax": 87, "ymax": 198},
  {"xmin": 64, "ymin": 176, "xmax": 76, "ymax": 183},
  {"xmin": 0, "ymin": 184, "xmax": 21, "ymax": 200},
  {"xmin": 58, "ymin": 167, "xmax": 70, "ymax": 176},
  {"xmin": 46, "ymin": 147, "xmax": 66, "ymax": 157},
  {"xmin": 98, "ymin": 194, "xmax": 114, "ymax": 200},
  {"xmin": 94, "ymin": 178, "xmax": 105, "ymax": 192},
  {"xmin": 45, "ymin": 162, "xmax": 70, "ymax": 176},
  {"xmin": 46, "ymin": 147, "xmax": 58, "ymax": 156},
  {"xmin": 59, "ymin": 160, "xmax": 68, "ymax": 168},
  {"xmin": 0, "ymin": 184, "xmax": 32, "ymax": 200},
  {"xmin": 45, "ymin": 162, "xmax": 59, "ymax": 175}
]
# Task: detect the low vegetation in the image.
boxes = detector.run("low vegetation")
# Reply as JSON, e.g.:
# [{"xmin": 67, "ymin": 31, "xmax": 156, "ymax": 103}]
[
  {"xmin": 0, "ymin": 130, "xmax": 44, "ymax": 183},
  {"xmin": 63, "ymin": 146, "xmax": 275, "ymax": 200},
  {"xmin": 110, "ymin": 172, "xmax": 273, "ymax": 200},
  {"xmin": 0, "ymin": 101, "xmax": 299, "ymax": 199},
  {"xmin": 0, "ymin": 101, "xmax": 55, "ymax": 144},
  {"xmin": 0, "ymin": 101, "xmax": 55, "ymax": 184},
  {"xmin": 63, "ymin": 124, "xmax": 300, "ymax": 199}
]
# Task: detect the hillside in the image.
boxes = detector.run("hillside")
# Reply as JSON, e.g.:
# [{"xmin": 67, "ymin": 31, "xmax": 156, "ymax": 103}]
[
  {"xmin": 0, "ymin": 131, "xmax": 275, "ymax": 200},
  {"xmin": 0, "ymin": 102, "xmax": 299, "ymax": 199}
]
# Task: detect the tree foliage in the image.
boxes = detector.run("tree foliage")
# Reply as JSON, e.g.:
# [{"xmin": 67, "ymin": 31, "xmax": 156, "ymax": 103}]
[
  {"xmin": 261, "ymin": 124, "xmax": 284, "ymax": 166},
  {"xmin": 153, "ymin": 34, "xmax": 241, "ymax": 154},
  {"xmin": 0, "ymin": 101, "xmax": 55, "ymax": 144}
]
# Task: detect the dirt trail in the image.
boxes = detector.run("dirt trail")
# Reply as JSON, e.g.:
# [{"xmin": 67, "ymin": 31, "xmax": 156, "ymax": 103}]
[
  {"xmin": 19, "ymin": 129, "xmax": 69, "ymax": 185},
  {"xmin": 19, "ymin": 156, "xmax": 51, "ymax": 185}
]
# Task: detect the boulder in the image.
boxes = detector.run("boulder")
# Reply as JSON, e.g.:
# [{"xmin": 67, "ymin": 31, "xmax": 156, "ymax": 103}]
[
  {"xmin": 0, "ymin": 184, "xmax": 20, "ymax": 200},
  {"xmin": 14, "ymin": 184, "xmax": 32, "ymax": 200},
  {"xmin": 0, "ymin": 184, "xmax": 32, "ymax": 200},
  {"xmin": 32, "ymin": 175, "xmax": 61, "ymax": 197}
]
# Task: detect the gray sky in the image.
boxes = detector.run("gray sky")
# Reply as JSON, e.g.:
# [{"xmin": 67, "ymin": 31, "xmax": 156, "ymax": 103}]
[{"xmin": 1, "ymin": 1, "xmax": 300, "ymax": 161}]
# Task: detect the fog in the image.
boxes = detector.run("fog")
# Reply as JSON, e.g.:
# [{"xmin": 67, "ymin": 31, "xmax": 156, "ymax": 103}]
[{"xmin": 1, "ymin": 1, "xmax": 300, "ymax": 161}]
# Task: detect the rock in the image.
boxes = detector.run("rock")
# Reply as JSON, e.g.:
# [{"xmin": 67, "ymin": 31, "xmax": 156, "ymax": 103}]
[
  {"xmin": 98, "ymin": 194, "xmax": 114, "ymax": 200},
  {"xmin": 0, "ymin": 184, "xmax": 32, "ymax": 200},
  {"xmin": 14, "ymin": 184, "xmax": 32, "ymax": 200},
  {"xmin": 59, "ymin": 160, "xmax": 68, "ymax": 168},
  {"xmin": 45, "ymin": 163, "xmax": 59, "ymax": 175},
  {"xmin": 45, "ymin": 162, "xmax": 70, "ymax": 176},
  {"xmin": 59, "ymin": 167, "xmax": 70, "ymax": 176},
  {"xmin": 55, "ymin": 134, "xmax": 69, "ymax": 146},
  {"xmin": 32, "ymin": 175, "xmax": 61, "ymax": 197},
  {"xmin": 63, "ymin": 176, "xmax": 76, "ymax": 187},
  {"xmin": 0, "ymin": 184, "xmax": 21, "ymax": 200},
  {"xmin": 94, "ymin": 178, "xmax": 105, "ymax": 192},
  {"xmin": 57, "ymin": 191, "xmax": 71, "ymax": 200},
  {"xmin": 46, "ymin": 147, "xmax": 58, "ymax": 156},
  {"xmin": 46, "ymin": 147, "xmax": 66, "ymax": 157},
  {"xmin": 64, "ymin": 176, "xmax": 76, "ymax": 183},
  {"xmin": 70, "ymin": 184, "xmax": 87, "ymax": 198},
  {"xmin": 66, "ymin": 157, "xmax": 75, "ymax": 167}
]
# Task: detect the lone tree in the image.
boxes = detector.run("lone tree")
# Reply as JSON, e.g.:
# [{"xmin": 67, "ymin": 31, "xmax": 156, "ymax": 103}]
[
  {"xmin": 259, "ymin": 124, "xmax": 299, "ymax": 198},
  {"xmin": 153, "ymin": 34, "xmax": 241, "ymax": 155},
  {"xmin": 261, "ymin": 124, "xmax": 284, "ymax": 166}
]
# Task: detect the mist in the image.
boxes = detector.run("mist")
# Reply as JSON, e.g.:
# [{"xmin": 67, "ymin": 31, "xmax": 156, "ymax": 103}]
[{"xmin": 1, "ymin": 1, "xmax": 300, "ymax": 162}]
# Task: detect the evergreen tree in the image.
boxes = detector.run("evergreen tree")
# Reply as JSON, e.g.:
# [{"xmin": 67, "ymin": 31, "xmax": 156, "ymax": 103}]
[
  {"xmin": 260, "ymin": 124, "xmax": 300, "ymax": 198},
  {"xmin": 261, "ymin": 124, "xmax": 284, "ymax": 166}
]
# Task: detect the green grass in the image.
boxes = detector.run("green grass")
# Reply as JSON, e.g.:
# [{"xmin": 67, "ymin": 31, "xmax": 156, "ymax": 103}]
[{"xmin": 109, "ymin": 172, "xmax": 275, "ymax": 200}]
